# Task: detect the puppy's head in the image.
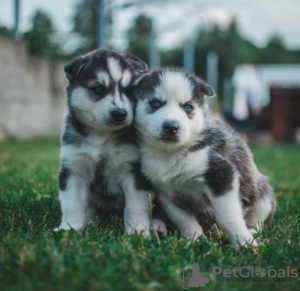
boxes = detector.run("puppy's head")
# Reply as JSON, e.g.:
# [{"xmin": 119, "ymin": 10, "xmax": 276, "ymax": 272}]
[
  {"xmin": 134, "ymin": 68, "xmax": 215, "ymax": 150},
  {"xmin": 65, "ymin": 49, "xmax": 148, "ymax": 132}
]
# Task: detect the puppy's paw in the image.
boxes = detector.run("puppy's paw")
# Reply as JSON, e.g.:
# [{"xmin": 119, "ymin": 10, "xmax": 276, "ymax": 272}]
[
  {"xmin": 151, "ymin": 219, "xmax": 167, "ymax": 234},
  {"xmin": 182, "ymin": 224, "xmax": 203, "ymax": 242},
  {"xmin": 249, "ymin": 228, "xmax": 258, "ymax": 235},
  {"xmin": 124, "ymin": 223, "xmax": 151, "ymax": 236},
  {"xmin": 231, "ymin": 234, "xmax": 258, "ymax": 248},
  {"xmin": 125, "ymin": 228, "xmax": 151, "ymax": 236},
  {"xmin": 53, "ymin": 221, "xmax": 85, "ymax": 232}
]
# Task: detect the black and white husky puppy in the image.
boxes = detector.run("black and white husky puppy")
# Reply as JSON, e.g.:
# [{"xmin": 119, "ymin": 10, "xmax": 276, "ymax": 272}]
[
  {"xmin": 134, "ymin": 68, "xmax": 276, "ymax": 246},
  {"xmin": 55, "ymin": 49, "xmax": 152, "ymax": 234}
]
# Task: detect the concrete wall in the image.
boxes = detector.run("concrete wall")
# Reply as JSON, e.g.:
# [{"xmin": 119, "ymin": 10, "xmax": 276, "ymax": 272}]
[{"xmin": 0, "ymin": 36, "xmax": 67, "ymax": 140}]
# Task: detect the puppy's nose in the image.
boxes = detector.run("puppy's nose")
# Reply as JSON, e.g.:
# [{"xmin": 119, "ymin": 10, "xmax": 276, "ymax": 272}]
[
  {"xmin": 110, "ymin": 109, "xmax": 127, "ymax": 122},
  {"xmin": 163, "ymin": 121, "xmax": 179, "ymax": 135}
]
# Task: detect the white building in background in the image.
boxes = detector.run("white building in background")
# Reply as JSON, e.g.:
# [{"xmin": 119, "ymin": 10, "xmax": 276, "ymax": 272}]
[{"xmin": 231, "ymin": 64, "xmax": 300, "ymax": 120}]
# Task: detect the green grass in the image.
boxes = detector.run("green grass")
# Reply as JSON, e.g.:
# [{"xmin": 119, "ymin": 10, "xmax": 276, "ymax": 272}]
[{"xmin": 0, "ymin": 140, "xmax": 299, "ymax": 291}]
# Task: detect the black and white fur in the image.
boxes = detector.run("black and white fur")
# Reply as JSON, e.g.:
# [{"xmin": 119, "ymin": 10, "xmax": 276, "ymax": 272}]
[
  {"xmin": 134, "ymin": 68, "xmax": 276, "ymax": 246},
  {"xmin": 55, "ymin": 49, "xmax": 153, "ymax": 234}
]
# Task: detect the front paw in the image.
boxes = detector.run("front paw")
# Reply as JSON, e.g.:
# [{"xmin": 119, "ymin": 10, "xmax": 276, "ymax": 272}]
[
  {"xmin": 249, "ymin": 228, "xmax": 258, "ymax": 235},
  {"xmin": 53, "ymin": 220, "xmax": 85, "ymax": 232},
  {"xmin": 151, "ymin": 219, "xmax": 167, "ymax": 234},
  {"xmin": 231, "ymin": 234, "xmax": 258, "ymax": 247},
  {"xmin": 182, "ymin": 224, "xmax": 203, "ymax": 242},
  {"xmin": 124, "ymin": 221, "xmax": 151, "ymax": 236},
  {"xmin": 124, "ymin": 209, "xmax": 151, "ymax": 236}
]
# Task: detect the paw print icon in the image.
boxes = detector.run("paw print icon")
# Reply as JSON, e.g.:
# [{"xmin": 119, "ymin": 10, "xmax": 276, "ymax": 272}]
[{"xmin": 256, "ymin": 267, "xmax": 266, "ymax": 277}]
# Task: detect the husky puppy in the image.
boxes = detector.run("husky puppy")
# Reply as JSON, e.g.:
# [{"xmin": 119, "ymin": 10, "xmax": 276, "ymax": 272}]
[
  {"xmin": 55, "ymin": 49, "xmax": 152, "ymax": 234},
  {"xmin": 134, "ymin": 68, "xmax": 276, "ymax": 246}
]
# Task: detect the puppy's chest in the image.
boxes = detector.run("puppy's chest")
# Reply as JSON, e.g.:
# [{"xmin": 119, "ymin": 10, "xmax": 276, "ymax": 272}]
[
  {"xmin": 142, "ymin": 153, "xmax": 190, "ymax": 185},
  {"xmin": 142, "ymin": 150, "xmax": 208, "ymax": 197},
  {"xmin": 100, "ymin": 144, "xmax": 138, "ymax": 178},
  {"xmin": 83, "ymin": 132, "xmax": 138, "ymax": 168},
  {"xmin": 145, "ymin": 157, "xmax": 206, "ymax": 202},
  {"xmin": 89, "ymin": 134, "xmax": 138, "ymax": 196}
]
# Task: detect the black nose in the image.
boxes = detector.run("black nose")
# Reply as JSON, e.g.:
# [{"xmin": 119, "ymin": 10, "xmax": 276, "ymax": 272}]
[
  {"xmin": 163, "ymin": 121, "xmax": 179, "ymax": 135},
  {"xmin": 110, "ymin": 109, "xmax": 127, "ymax": 122}
]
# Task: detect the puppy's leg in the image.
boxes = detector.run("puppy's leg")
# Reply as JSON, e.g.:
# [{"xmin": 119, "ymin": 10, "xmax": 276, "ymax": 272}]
[
  {"xmin": 204, "ymin": 165, "xmax": 256, "ymax": 247},
  {"xmin": 55, "ymin": 173, "xmax": 90, "ymax": 231},
  {"xmin": 249, "ymin": 177, "xmax": 276, "ymax": 232},
  {"xmin": 122, "ymin": 175, "xmax": 151, "ymax": 235},
  {"xmin": 55, "ymin": 156, "xmax": 93, "ymax": 231},
  {"xmin": 159, "ymin": 195, "xmax": 203, "ymax": 242}
]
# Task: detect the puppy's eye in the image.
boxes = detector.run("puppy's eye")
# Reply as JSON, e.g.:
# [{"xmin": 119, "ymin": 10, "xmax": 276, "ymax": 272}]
[
  {"xmin": 149, "ymin": 99, "xmax": 162, "ymax": 109},
  {"xmin": 91, "ymin": 84, "xmax": 106, "ymax": 94},
  {"xmin": 183, "ymin": 103, "xmax": 194, "ymax": 114}
]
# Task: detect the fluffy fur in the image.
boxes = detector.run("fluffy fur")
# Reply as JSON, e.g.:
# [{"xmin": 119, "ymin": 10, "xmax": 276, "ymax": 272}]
[
  {"xmin": 55, "ymin": 49, "xmax": 153, "ymax": 234},
  {"xmin": 134, "ymin": 68, "xmax": 276, "ymax": 246}
]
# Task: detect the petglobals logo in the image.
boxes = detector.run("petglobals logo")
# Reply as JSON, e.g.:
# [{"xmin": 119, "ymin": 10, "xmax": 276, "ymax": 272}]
[
  {"xmin": 180, "ymin": 263, "xmax": 210, "ymax": 289},
  {"xmin": 179, "ymin": 264, "xmax": 298, "ymax": 289},
  {"xmin": 212, "ymin": 266, "xmax": 298, "ymax": 278},
  {"xmin": 180, "ymin": 264, "xmax": 298, "ymax": 289}
]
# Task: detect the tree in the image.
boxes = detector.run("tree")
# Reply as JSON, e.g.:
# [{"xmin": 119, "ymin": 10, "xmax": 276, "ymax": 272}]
[
  {"xmin": 126, "ymin": 15, "xmax": 151, "ymax": 65},
  {"xmin": 71, "ymin": 0, "xmax": 114, "ymax": 53},
  {"xmin": 0, "ymin": 24, "xmax": 13, "ymax": 37},
  {"xmin": 23, "ymin": 10, "xmax": 57, "ymax": 58},
  {"xmin": 72, "ymin": 0, "xmax": 98, "ymax": 51},
  {"xmin": 261, "ymin": 35, "xmax": 295, "ymax": 63}
]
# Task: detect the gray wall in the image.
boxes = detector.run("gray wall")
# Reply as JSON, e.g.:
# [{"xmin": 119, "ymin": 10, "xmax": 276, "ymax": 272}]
[{"xmin": 0, "ymin": 36, "xmax": 66, "ymax": 140}]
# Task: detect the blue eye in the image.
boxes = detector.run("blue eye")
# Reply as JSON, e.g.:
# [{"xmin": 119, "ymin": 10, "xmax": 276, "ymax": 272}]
[
  {"xmin": 183, "ymin": 103, "xmax": 194, "ymax": 113},
  {"xmin": 149, "ymin": 99, "xmax": 162, "ymax": 109},
  {"xmin": 92, "ymin": 84, "xmax": 106, "ymax": 94}
]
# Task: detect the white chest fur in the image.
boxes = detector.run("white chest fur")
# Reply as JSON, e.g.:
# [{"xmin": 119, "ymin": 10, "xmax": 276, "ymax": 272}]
[
  {"xmin": 141, "ymin": 146, "xmax": 210, "ymax": 193},
  {"xmin": 61, "ymin": 131, "xmax": 139, "ymax": 181}
]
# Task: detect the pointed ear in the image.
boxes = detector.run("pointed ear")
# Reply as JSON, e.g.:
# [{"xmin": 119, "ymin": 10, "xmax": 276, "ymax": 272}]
[
  {"xmin": 194, "ymin": 77, "xmax": 216, "ymax": 98},
  {"xmin": 123, "ymin": 53, "xmax": 148, "ymax": 72},
  {"xmin": 202, "ymin": 82, "xmax": 216, "ymax": 98},
  {"xmin": 132, "ymin": 72, "xmax": 152, "ymax": 100},
  {"xmin": 131, "ymin": 70, "xmax": 149, "ymax": 86},
  {"xmin": 64, "ymin": 57, "xmax": 88, "ymax": 81}
]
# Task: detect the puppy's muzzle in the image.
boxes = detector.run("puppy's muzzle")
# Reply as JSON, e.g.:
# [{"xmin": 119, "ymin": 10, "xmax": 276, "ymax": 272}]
[
  {"xmin": 163, "ymin": 120, "xmax": 179, "ymax": 135},
  {"xmin": 110, "ymin": 108, "xmax": 127, "ymax": 123},
  {"xmin": 161, "ymin": 120, "xmax": 180, "ymax": 142}
]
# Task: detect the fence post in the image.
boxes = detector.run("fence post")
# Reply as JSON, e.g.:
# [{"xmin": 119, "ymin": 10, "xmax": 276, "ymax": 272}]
[
  {"xmin": 183, "ymin": 38, "xmax": 195, "ymax": 73},
  {"xmin": 98, "ymin": 0, "xmax": 106, "ymax": 48}
]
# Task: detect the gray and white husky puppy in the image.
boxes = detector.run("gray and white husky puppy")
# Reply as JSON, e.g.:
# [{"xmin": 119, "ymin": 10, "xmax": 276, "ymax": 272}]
[
  {"xmin": 55, "ymin": 49, "xmax": 152, "ymax": 234},
  {"xmin": 134, "ymin": 68, "xmax": 276, "ymax": 246}
]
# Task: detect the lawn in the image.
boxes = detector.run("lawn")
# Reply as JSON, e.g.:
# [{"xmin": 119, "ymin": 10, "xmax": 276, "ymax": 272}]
[{"xmin": 0, "ymin": 140, "xmax": 299, "ymax": 291}]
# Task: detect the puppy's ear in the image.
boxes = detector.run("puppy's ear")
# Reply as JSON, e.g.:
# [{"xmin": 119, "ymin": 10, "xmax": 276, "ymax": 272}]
[
  {"xmin": 64, "ymin": 57, "xmax": 88, "ymax": 82},
  {"xmin": 202, "ymin": 82, "xmax": 216, "ymax": 98},
  {"xmin": 194, "ymin": 77, "xmax": 216, "ymax": 98},
  {"xmin": 132, "ymin": 72, "xmax": 152, "ymax": 101},
  {"xmin": 123, "ymin": 54, "xmax": 148, "ymax": 72},
  {"xmin": 132, "ymin": 70, "xmax": 150, "ymax": 86}
]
